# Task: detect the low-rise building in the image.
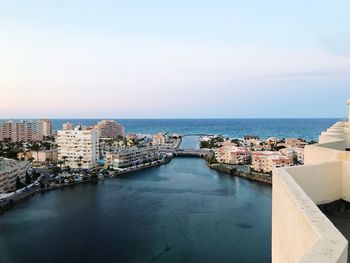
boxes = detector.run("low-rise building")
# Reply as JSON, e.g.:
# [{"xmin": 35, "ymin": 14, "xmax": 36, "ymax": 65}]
[
  {"xmin": 215, "ymin": 146, "xmax": 250, "ymax": 164},
  {"xmin": 107, "ymin": 147, "xmax": 159, "ymax": 169},
  {"xmin": 252, "ymin": 151, "xmax": 293, "ymax": 173},
  {"xmin": 153, "ymin": 133, "xmax": 167, "ymax": 145},
  {"xmin": 0, "ymin": 157, "xmax": 31, "ymax": 193},
  {"xmin": 279, "ymin": 147, "xmax": 305, "ymax": 164},
  {"xmin": 284, "ymin": 138, "xmax": 308, "ymax": 148},
  {"xmin": 31, "ymin": 149, "xmax": 58, "ymax": 163},
  {"xmin": 244, "ymin": 135, "xmax": 260, "ymax": 146},
  {"xmin": 62, "ymin": 122, "xmax": 74, "ymax": 130}
]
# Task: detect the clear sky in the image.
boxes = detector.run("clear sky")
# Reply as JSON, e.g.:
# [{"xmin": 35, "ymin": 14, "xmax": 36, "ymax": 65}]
[{"xmin": 0, "ymin": 0, "xmax": 350, "ymax": 118}]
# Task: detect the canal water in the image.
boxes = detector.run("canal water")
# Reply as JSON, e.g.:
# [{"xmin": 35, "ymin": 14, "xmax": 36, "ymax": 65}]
[{"xmin": 0, "ymin": 158, "xmax": 271, "ymax": 263}]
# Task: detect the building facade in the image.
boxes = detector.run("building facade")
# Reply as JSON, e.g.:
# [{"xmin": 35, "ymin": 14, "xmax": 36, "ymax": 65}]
[
  {"xmin": 62, "ymin": 122, "xmax": 74, "ymax": 130},
  {"xmin": 94, "ymin": 120, "xmax": 125, "ymax": 139},
  {"xmin": 40, "ymin": 119, "xmax": 53, "ymax": 136},
  {"xmin": 57, "ymin": 128, "xmax": 99, "ymax": 169},
  {"xmin": 215, "ymin": 146, "xmax": 250, "ymax": 164},
  {"xmin": 252, "ymin": 151, "xmax": 293, "ymax": 173},
  {"xmin": 107, "ymin": 147, "xmax": 159, "ymax": 169},
  {"xmin": 0, "ymin": 157, "xmax": 31, "ymax": 193},
  {"xmin": 0, "ymin": 120, "xmax": 43, "ymax": 142},
  {"xmin": 152, "ymin": 133, "xmax": 166, "ymax": 145}
]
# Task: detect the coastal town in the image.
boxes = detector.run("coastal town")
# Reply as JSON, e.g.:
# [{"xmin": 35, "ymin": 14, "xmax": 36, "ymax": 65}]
[{"xmin": 0, "ymin": 118, "xmax": 316, "ymax": 210}]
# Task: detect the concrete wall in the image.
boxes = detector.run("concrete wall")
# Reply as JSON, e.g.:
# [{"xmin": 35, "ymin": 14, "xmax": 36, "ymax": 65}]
[
  {"xmin": 286, "ymin": 162, "xmax": 343, "ymax": 205},
  {"xmin": 342, "ymin": 161, "xmax": 350, "ymax": 202},
  {"xmin": 272, "ymin": 170, "xmax": 318, "ymax": 262},
  {"xmin": 273, "ymin": 167, "xmax": 348, "ymax": 263}
]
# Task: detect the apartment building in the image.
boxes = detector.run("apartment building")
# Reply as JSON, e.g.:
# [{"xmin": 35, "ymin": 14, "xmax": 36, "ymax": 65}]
[
  {"xmin": 62, "ymin": 122, "xmax": 74, "ymax": 130},
  {"xmin": 33, "ymin": 149, "xmax": 58, "ymax": 163},
  {"xmin": 284, "ymin": 138, "xmax": 308, "ymax": 148},
  {"xmin": 244, "ymin": 135, "xmax": 260, "ymax": 146},
  {"xmin": 0, "ymin": 120, "xmax": 43, "ymax": 142},
  {"xmin": 94, "ymin": 120, "xmax": 125, "ymax": 139},
  {"xmin": 57, "ymin": 128, "xmax": 99, "ymax": 169},
  {"xmin": 279, "ymin": 147, "xmax": 305, "ymax": 164},
  {"xmin": 252, "ymin": 151, "xmax": 293, "ymax": 173},
  {"xmin": 107, "ymin": 147, "xmax": 159, "ymax": 169},
  {"xmin": 0, "ymin": 157, "xmax": 31, "ymax": 193},
  {"xmin": 215, "ymin": 146, "xmax": 250, "ymax": 164},
  {"xmin": 152, "ymin": 133, "xmax": 166, "ymax": 145},
  {"xmin": 40, "ymin": 119, "xmax": 53, "ymax": 136}
]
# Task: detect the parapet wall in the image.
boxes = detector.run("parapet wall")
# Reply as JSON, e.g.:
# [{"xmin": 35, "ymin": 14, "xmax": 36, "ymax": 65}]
[
  {"xmin": 273, "ymin": 167, "xmax": 348, "ymax": 263},
  {"xmin": 273, "ymin": 121, "xmax": 350, "ymax": 262}
]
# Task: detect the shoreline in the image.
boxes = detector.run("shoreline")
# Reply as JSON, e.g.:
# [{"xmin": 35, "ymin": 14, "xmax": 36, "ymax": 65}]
[
  {"xmin": 0, "ymin": 153, "xmax": 270, "ymax": 215},
  {"xmin": 208, "ymin": 163, "xmax": 272, "ymax": 185},
  {"xmin": 0, "ymin": 157, "xmax": 173, "ymax": 214}
]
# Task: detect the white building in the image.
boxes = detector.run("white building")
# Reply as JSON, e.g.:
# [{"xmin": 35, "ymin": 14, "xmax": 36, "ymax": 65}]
[
  {"xmin": 152, "ymin": 133, "xmax": 166, "ymax": 145},
  {"xmin": 0, "ymin": 157, "xmax": 31, "ymax": 193},
  {"xmin": 108, "ymin": 147, "xmax": 159, "ymax": 169},
  {"xmin": 57, "ymin": 128, "xmax": 99, "ymax": 169}
]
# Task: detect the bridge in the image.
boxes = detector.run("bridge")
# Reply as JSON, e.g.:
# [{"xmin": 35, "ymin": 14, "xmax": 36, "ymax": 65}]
[
  {"xmin": 181, "ymin": 133, "xmax": 213, "ymax": 137},
  {"xmin": 162, "ymin": 148, "xmax": 213, "ymax": 158}
]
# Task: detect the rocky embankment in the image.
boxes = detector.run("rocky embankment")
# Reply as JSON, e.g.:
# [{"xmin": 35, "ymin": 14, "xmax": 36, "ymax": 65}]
[{"xmin": 209, "ymin": 163, "xmax": 272, "ymax": 185}]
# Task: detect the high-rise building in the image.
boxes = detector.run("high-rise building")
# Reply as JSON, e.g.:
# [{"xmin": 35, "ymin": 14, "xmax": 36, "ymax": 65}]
[
  {"xmin": 94, "ymin": 120, "xmax": 125, "ymax": 139},
  {"xmin": 57, "ymin": 128, "xmax": 99, "ymax": 169},
  {"xmin": 0, "ymin": 120, "xmax": 43, "ymax": 142},
  {"xmin": 40, "ymin": 119, "xmax": 53, "ymax": 136}
]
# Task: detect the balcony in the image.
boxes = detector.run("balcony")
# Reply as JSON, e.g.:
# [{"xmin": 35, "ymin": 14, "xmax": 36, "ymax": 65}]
[{"xmin": 272, "ymin": 121, "xmax": 350, "ymax": 262}]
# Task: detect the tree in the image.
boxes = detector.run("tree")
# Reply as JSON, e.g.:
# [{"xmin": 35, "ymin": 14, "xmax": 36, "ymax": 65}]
[
  {"xmin": 78, "ymin": 156, "xmax": 83, "ymax": 169},
  {"xmin": 31, "ymin": 142, "xmax": 40, "ymax": 161},
  {"xmin": 62, "ymin": 156, "xmax": 68, "ymax": 168},
  {"xmin": 16, "ymin": 176, "xmax": 22, "ymax": 189},
  {"xmin": 58, "ymin": 160, "xmax": 64, "ymax": 170},
  {"xmin": 25, "ymin": 171, "xmax": 32, "ymax": 185}
]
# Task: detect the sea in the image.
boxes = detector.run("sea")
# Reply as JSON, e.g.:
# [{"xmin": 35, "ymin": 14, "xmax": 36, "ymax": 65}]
[{"xmin": 52, "ymin": 118, "xmax": 339, "ymax": 141}]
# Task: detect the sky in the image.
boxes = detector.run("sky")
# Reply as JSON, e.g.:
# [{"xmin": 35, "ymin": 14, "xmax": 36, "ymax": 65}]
[{"xmin": 0, "ymin": 0, "xmax": 350, "ymax": 118}]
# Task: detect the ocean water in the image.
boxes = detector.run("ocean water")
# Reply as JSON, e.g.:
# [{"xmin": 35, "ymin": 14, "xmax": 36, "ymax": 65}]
[{"xmin": 52, "ymin": 118, "xmax": 339, "ymax": 141}]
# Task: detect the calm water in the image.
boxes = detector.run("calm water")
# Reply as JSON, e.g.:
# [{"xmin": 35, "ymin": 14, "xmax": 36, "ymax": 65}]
[
  {"xmin": 0, "ymin": 158, "xmax": 271, "ymax": 263},
  {"xmin": 51, "ymin": 118, "xmax": 339, "ymax": 141}
]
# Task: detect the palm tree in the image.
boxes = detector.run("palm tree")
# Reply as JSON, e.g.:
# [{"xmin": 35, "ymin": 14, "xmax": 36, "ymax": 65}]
[
  {"xmin": 31, "ymin": 142, "xmax": 40, "ymax": 162},
  {"xmin": 78, "ymin": 156, "xmax": 83, "ymax": 170},
  {"xmin": 58, "ymin": 160, "xmax": 64, "ymax": 170},
  {"xmin": 62, "ymin": 156, "xmax": 68, "ymax": 168}
]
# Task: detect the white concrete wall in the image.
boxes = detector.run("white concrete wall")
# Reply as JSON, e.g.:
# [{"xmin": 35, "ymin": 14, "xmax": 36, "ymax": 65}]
[
  {"xmin": 272, "ymin": 170, "xmax": 318, "ymax": 262},
  {"xmin": 341, "ymin": 161, "xmax": 350, "ymax": 202},
  {"xmin": 286, "ymin": 162, "xmax": 343, "ymax": 205},
  {"xmin": 273, "ymin": 167, "xmax": 348, "ymax": 263}
]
